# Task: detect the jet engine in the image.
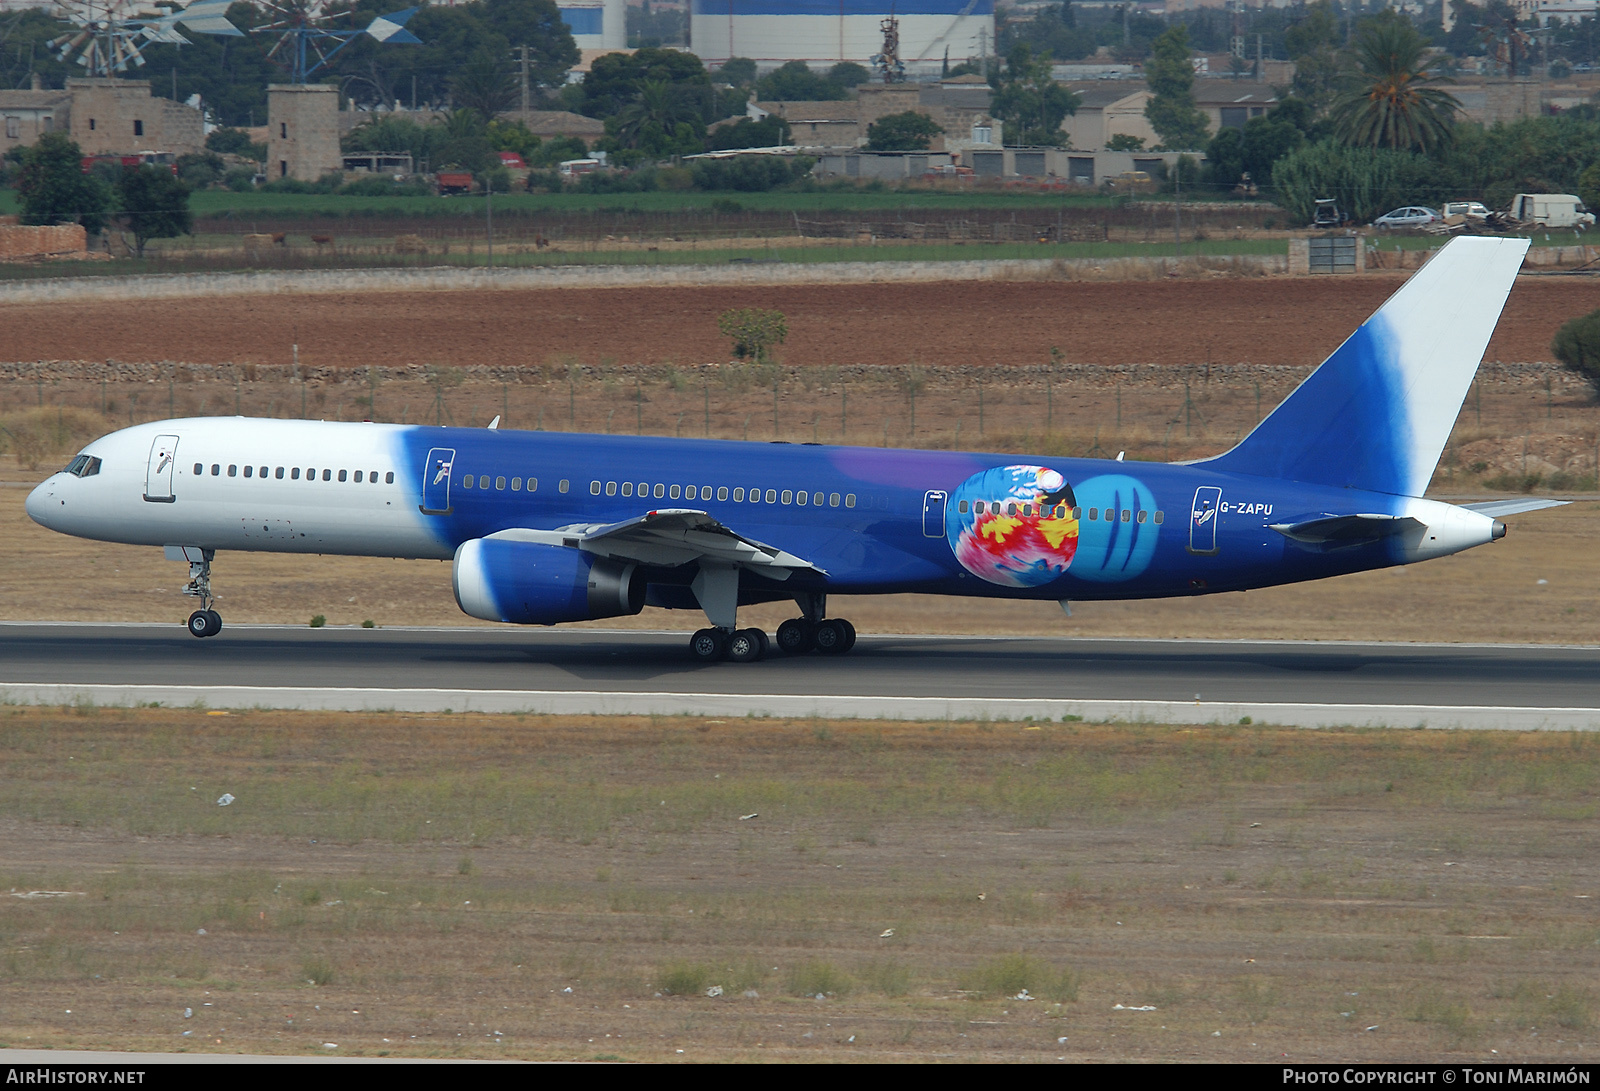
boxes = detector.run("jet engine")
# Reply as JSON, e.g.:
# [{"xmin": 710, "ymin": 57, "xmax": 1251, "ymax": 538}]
[{"xmin": 452, "ymin": 538, "xmax": 645, "ymax": 625}]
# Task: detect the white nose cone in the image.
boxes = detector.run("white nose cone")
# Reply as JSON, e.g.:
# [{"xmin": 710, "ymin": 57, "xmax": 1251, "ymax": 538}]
[{"xmin": 24, "ymin": 479, "xmax": 57, "ymax": 530}]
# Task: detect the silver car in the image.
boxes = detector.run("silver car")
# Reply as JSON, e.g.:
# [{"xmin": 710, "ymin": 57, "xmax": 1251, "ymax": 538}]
[{"xmin": 1373, "ymin": 206, "xmax": 1442, "ymax": 230}]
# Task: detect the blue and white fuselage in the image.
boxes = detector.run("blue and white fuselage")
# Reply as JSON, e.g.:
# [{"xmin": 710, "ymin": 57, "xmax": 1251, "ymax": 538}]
[{"xmin": 23, "ymin": 237, "xmax": 1555, "ymax": 658}]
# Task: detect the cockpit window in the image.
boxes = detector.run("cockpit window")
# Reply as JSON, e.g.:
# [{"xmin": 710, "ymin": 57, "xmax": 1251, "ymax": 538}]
[{"xmin": 63, "ymin": 455, "xmax": 101, "ymax": 478}]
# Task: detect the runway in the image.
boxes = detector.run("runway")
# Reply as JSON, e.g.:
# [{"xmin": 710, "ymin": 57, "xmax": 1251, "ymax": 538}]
[{"xmin": 1, "ymin": 623, "xmax": 1597, "ymax": 729}]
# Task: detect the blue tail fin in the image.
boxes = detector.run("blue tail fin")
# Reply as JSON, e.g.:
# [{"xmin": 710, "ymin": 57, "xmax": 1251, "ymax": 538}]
[{"xmin": 1201, "ymin": 236, "xmax": 1529, "ymax": 497}]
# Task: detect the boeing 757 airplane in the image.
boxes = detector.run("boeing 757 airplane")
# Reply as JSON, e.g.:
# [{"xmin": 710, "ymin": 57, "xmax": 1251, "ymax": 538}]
[{"xmin": 26, "ymin": 236, "xmax": 1560, "ymax": 661}]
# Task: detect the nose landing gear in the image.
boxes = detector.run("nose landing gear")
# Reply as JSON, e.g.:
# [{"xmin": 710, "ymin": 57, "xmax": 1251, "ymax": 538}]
[{"xmin": 182, "ymin": 550, "xmax": 223, "ymax": 638}]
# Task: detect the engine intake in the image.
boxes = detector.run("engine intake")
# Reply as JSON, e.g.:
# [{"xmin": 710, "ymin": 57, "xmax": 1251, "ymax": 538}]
[{"xmin": 453, "ymin": 538, "xmax": 644, "ymax": 625}]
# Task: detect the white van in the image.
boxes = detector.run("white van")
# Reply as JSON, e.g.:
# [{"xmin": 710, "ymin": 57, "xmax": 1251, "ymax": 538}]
[{"xmin": 1509, "ymin": 193, "xmax": 1595, "ymax": 228}]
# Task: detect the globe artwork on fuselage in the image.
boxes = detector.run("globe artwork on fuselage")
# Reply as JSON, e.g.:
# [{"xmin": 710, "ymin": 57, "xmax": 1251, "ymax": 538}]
[{"xmin": 944, "ymin": 465, "xmax": 1079, "ymax": 587}]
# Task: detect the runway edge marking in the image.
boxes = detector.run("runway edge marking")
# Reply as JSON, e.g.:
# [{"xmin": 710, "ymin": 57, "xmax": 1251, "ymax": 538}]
[{"xmin": 3, "ymin": 683, "xmax": 1599, "ymax": 731}]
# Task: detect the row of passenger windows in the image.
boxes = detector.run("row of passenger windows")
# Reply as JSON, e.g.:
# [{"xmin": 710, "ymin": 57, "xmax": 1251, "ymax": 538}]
[
  {"xmin": 195, "ymin": 462, "xmax": 395, "ymax": 485},
  {"xmin": 588, "ymin": 480, "xmax": 857, "ymax": 508},
  {"xmin": 960, "ymin": 500, "xmax": 1164, "ymax": 525},
  {"xmin": 463, "ymin": 475, "xmax": 536, "ymax": 492}
]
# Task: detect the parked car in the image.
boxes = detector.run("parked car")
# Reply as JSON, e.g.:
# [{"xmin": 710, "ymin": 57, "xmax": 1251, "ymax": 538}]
[
  {"xmin": 1441, "ymin": 201, "xmax": 1491, "ymax": 221},
  {"xmin": 1373, "ymin": 206, "xmax": 1442, "ymax": 230}
]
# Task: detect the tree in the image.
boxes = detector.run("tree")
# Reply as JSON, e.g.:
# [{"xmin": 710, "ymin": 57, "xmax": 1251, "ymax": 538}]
[
  {"xmin": 1105, "ymin": 133, "xmax": 1145, "ymax": 151},
  {"xmin": 1552, "ymin": 308, "xmax": 1600, "ymax": 397},
  {"xmin": 717, "ymin": 57, "xmax": 758, "ymax": 86},
  {"xmin": 1329, "ymin": 10, "xmax": 1460, "ymax": 154},
  {"xmin": 451, "ymin": 48, "xmax": 519, "ymax": 120},
  {"xmin": 16, "ymin": 132, "xmax": 113, "ymax": 235},
  {"xmin": 991, "ymin": 45, "xmax": 1079, "ymax": 146},
  {"xmin": 865, "ymin": 111, "xmax": 944, "ymax": 151},
  {"xmin": 718, "ymin": 308, "xmax": 787, "ymax": 363},
  {"xmin": 755, "ymin": 60, "xmax": 848, "ymax": 102},
  {"xmin": 1144, "ymin": 25, "xmax": 1210, "ymax": 150},
  {"xmin": 605, "ymin": 78, "xmax": 708, "ymax": 157},
  {"xmin": 1270, "ymin": 139, "xmax": 1432, "ymax": 225},
  {"xmin": 115, "ymin": 165, "xmax": 192, "ymax": 258},
  {"xmin": 705, "ymin": 116, "xmax": 791, "ymax": 151}
]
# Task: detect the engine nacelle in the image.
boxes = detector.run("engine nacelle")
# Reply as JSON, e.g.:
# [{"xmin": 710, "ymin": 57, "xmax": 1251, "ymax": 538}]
[{"xmin": 453, "ymin": 538, "xmax": 644, "ymax": 625}]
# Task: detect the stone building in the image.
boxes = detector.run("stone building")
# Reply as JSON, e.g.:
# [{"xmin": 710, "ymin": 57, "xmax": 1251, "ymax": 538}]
[
  {"xmin": 67, "ymin": 78, "xmax": 203, "ymax": 156},
  {"xmin": 267, "ymin": 84, "xmax": 341, "ymax": 182},
  {"xmin": 0, "ymin": 77, "xmax": 71, "ymax": 158}
]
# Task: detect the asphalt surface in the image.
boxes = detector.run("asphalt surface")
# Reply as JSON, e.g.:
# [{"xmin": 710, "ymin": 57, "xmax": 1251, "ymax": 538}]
[{"xmin": 2, "ymin": 623, "xmax": 1596, "ymax": 710}]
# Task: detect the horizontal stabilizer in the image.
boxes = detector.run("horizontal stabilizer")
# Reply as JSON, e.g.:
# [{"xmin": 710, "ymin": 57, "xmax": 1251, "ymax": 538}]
[
  {"xmin": 1462, "ymin": 498, "xmax": 1569, "ymax": 518},
  {"xmin": 1270, "ymin": 513, "xmax": 1422, "ymax": 550}
]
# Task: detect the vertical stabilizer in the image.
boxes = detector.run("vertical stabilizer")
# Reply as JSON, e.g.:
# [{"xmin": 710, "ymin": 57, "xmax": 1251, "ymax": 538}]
[{"xmin": 1201, "ymin": 236, "xmax": 1529, "ymax": 497}]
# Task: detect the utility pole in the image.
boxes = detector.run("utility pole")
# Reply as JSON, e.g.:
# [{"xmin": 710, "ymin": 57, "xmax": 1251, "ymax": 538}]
[{"xmin": 519, "ymin": 44, "xmax": 530, "ymax": 116}]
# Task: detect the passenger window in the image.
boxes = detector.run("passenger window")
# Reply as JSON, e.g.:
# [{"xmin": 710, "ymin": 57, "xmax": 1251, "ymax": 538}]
[
  {"xmin": 259, "ymin": 466, "xmax": 267, "ymax": 478},
  {"xmin": 511, "ymin": 478, "xmax": 522, "ymax": 491},
  {"xmin": 845, "ymin": 494, "xmax": 856, "ymax": 508},
  {"xmin": 244, "ymin": 466, "xmax": 253, "ymax": 478},
  {"xmin": 276, "ymin": 467, "xmax": 285, "ymax": 480},
  {"xmin": 559, "ymin": 479, "xmax": 570, "ymax": 494},
  {"xmin": 1154, "ymin": 511, "xmax": 1164, "ymax": 524},
  {"xmin": 495, "ymin": 476, "xmax": 506, "ymax": 490},
  {"xmin": 228, "ymin": 465, "xmax": 237, "ymax": 477},
  {"xmin": 795, "ymin": 491, "xmax": 806, "ymax": 506},
  {"xmin": 1022, "ymin": 503, "xmax": 1032, "ymax": 517},
  {"xmin": 701, "ymin": 485, "xmax": 712, "ymax": 498},
  {"xmin": 211, "ymin": 464, "xmax": 220, "ymax": 476},
  {"xmin": 463, "ymin": 475, "xmax": 474, "ymax": 490},
  {"xmin": 318, "ymin": 469, "xmax": 328, "ymax": 481},
  {"xmin": 291, "ymin": 468, "xmax": 301, "ymax": 480},
  {"xmin": 528, "ymin": 478, "xmax": 538, "ymax": 492},
  {"xmin": 685, "ymin": 485, "xmax": 696, "ymax": 500},
  {"xmin": 354, "ymin": 471, "xmax": 363, "ymax": 483},
  {"xmin": 1136, "ymin": 510, "xmax": 1147, "ymax": 524},
  {"xmin": 669, "ymin": 484, "xmax": 681, "ymax": 500},
  {"xmin": 622, "ymin": 482, "xmax": 633, "ymax": 497},
  {"xmin": 590, "ymin": 481, "xmax": 601, "ymax": 495},
  {"xmin": 766, "ymin": 489, "xmax": 777, "ymax": 503},
  {"xmin": 1006, "ymin": 503, "xmax": 1016, "ymax": 516},
  {"xmin": 193, "ymin": 463, "xmax": 202, "ymax": 475},
  {"xmin": 959, "ymin": 500, "xmax": 969, "ymax": 513},
  {"xmin": 1072, "ymin": 506, "xmax": 1081, "ymax": 520},
  {"xmin": 386, "ymin": 472, "xmax": 395, "ymax": 484},
  {"xmin": 338, "ymin": 470, "xmax": 348, "ymax": 482},
  {"xmin": 733, "ymin": 488, "xmax": 745, "ymax": 501},
  {"xmin": 718, "ymin": 487, "xmax": 729, "ymax": 501},
  {"xmin": 813, "ymin": 492, "xmax": 823, "ymax": 506},
  {"xmin": 831, "ymin": 493, "xmax": 841, "ymax": 507},
  {"xmin": 1087, "ymin": 508, "xmax": 1097, "ymax": 520},
  {"xmin": 1121, "ymin": 509, "xmax": 1131, "ymax": 522},
  {"xmin": 605, "ymin": 481, "xmax": 617, "ymax": 496},
  {"xmin": 653, "ymin": 483, "xmax": 665, "ymax": 498}
]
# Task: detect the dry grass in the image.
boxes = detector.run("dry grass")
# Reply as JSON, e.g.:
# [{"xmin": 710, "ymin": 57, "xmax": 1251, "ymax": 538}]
[{"xmin": 0, "ymin": 707, "xmax": 1596, "ymax": 1061}]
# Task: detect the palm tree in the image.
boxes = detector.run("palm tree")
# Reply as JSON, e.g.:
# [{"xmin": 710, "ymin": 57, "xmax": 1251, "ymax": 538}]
[{"xmin": 1330, "ymin": 12, "xmax": 1461, "ymax": 154}]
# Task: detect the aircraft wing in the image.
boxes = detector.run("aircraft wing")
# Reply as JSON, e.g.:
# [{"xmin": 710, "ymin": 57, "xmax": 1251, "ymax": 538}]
[
  {"xmin": 486, "ymin": 509, "xmax": 824, "ymax": 578},
  {"xmin": 1269, "ymin": 513, "xmax": 1424, "ymax": 549},
  {"xmin": 1462, "ymin": 498, "xmax": 1569, "ymax": 518}
]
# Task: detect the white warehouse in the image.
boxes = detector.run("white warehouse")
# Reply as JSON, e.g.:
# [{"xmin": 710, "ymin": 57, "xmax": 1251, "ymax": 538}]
[{"xmin": 690, "ymin": 0, "xmax": 995, "ymax": 75}]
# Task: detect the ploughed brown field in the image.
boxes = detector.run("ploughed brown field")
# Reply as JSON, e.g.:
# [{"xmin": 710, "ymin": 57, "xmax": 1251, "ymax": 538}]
[{"xmin": 0, "ymin": 274, "xmax": 1590, "ymax": 372}]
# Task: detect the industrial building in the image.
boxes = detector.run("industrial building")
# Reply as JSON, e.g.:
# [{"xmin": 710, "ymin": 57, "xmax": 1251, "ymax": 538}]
[
  {"xmin": 558, "ymin": 0, "xmax": 627, "ymax": 50},
  {"xmin": 690, "ymin": 0, "xmax": 995, "ymax": 77}
]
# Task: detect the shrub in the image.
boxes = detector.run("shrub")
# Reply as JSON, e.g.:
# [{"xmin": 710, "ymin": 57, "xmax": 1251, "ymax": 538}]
[
  {"xmin": 785, "ymin": 960, "xmax": 851, "ymax": 998},
  {"xmin": 658, "ymin": 962, "xmax": 712, "ymax": 995},
  {"xmin": 717, "ymin": 308, "xmax": 787, "ymax": 363},
  {"xmin": 1552, "ymin": 308, "xmax": 1600, "ymax": 397}
]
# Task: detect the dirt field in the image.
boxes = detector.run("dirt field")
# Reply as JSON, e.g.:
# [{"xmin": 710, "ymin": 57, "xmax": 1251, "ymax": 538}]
[
  {"xmin": 2, "ymin": 274, "xmax": 1592, "ymax": 373},
  {"xmin": 0, "ymin": 709, "xmax": 1595, "ymax": 1062}
]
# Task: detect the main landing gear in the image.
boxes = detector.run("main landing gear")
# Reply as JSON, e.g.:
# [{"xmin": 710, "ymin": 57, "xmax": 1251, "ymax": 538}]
[
  {"xmin": 183, "ymin": 550, "xmax": 223, "ymax": 639},
  {"xmin": 685, "ymin": 589, "xmax": 857, "ymax": 662}
]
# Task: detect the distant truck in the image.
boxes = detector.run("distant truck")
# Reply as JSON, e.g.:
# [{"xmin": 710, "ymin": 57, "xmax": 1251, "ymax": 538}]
[{"xmin": 1508, "ymin": 193, "xmax": 1595, "ymax": 228}]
